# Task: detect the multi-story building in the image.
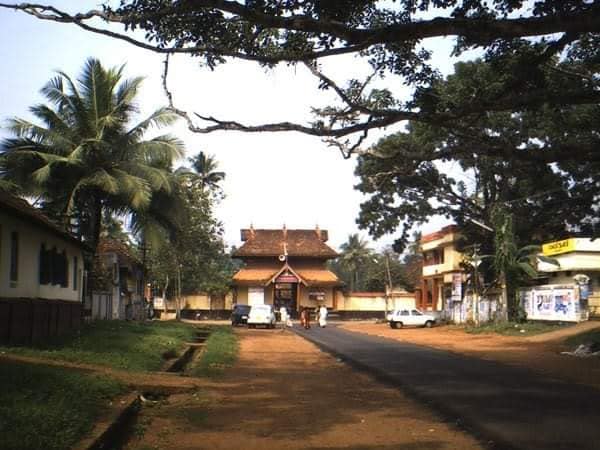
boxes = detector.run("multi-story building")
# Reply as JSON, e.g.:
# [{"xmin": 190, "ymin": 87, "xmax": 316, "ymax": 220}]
[{"xmin": 419, "ymin": 225, "xmax": 464, "ymax": 313}]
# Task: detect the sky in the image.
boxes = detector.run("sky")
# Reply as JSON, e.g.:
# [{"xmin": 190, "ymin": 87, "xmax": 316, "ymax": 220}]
[{"xmin": 0, "ymin": 2, "xmax": 472, "ymax": 251}]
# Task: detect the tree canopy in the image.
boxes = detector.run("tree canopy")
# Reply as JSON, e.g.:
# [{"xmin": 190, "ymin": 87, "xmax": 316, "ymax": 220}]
[
  {"xmin": 356, "ymin": 57, "xmax": 600, "ymax": 252},
  {"xmin": 1, "ymin": 1, "xmax": 598, "ymax": 156},
  {"xmin": 0, "ymin": 57, "xmax": 184, "ymax": 252}
]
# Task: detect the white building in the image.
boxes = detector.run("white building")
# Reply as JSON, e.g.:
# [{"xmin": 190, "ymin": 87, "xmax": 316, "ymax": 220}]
[{"xmin": 0, "ymin": 192, "xmax": 86, "ymax": 344}]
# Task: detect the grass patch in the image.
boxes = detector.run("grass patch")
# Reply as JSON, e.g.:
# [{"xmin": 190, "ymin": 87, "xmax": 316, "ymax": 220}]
[
  {"xmin": 190, "ymin": 326, "xmax": 238, "ymax": 377},
  {"xmin": 0, "ymin": 320, "xmax": 196, "ymax": 372},
  {"xmin": 463, "ymin": 321, "xmax": 571, "ymax": 336},
  {"xmin": 0, "ymin": 360, "xmax": 125, "ymax": 450},
  {"xmin": 564, "ymin": 329, "xmax": 600, "ymax": 347}
]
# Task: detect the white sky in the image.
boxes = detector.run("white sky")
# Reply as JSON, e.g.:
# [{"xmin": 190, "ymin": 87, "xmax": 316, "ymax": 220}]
[{"xmin": 0, "ymin": 1, "xmax": 481, "ymax": 251}]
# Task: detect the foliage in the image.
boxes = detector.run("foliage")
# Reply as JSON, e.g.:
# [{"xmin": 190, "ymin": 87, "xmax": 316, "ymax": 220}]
[
  {"xmin": 0, "ymin": 321, "xmax": 196, "ymax": 372},
  {"xmin": 0, "ymin": 360, "xmax": 125, "ymax": 450},
  {"xmin": 331, "ymin": 234, "xmax": 422, "ymax": 292},
  {"xmin": 0, "ymin": 58, "xmax": 184, "ymax": 254},
  {"xmin": 146, "ymin": 153, "xmax": 234, "ymax": 297},
  {"xmin": 3, "ymin": 1, "xmax": 597, "ymax": 154},
  {"xmin": 189, "ymin": 326, "xmax": 238, "ymax": 378},
  {"xmin": 189, "ymin": 151, "xmax": 225, "ymax": 193},
  {"xmin": 336, "ymin": 234, "xmax": 374, "ymax": 291},
  {"xmin": 356, "ymin": 58, "xmax": 600, "ymax": 253},
  {"xmin": 463, "ymin": 321, "xmax": 570, "ymax": 337}
]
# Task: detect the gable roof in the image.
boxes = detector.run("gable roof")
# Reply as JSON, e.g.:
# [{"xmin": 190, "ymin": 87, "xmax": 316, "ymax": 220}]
[
  {"xmin": 233, "ymin": 228, "xmax": 339, "ymax": 258},
  {"xmin": 0, "ymin": 190, "xmax": 87, "ymax": 249},
  {"xmin": 97, "ymin": 238, "xmax": 141, "ymax": 267}
]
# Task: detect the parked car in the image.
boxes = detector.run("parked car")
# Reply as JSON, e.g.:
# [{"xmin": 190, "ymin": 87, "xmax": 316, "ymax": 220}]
[
  {"xmin": 231, "ymin": 304, "xmax": 251, "ymax": 326},
  {"xmin": 247, "ymin": 304, "xmax": 276, "ymax": 329},
  {"xmin": 387, "ymin": 309, "xmax": 436, "ymax": 329}
]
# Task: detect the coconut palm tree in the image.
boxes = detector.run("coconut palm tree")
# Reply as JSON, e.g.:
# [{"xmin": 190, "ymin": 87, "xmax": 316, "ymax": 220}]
[
  {"xmin": 0, "ymin": 58, "xmax": 184, "ymax": 252},
  {"xmin": 491, "ymin": 205, "xmax": 559, "ymax": 319},
  {"xmin": 339, "ymin": 234, "xmax": 373, "ymax": 291},
  {"xmin": 189, "ymin": 151, "xmax": 225, "ymax": 192}
]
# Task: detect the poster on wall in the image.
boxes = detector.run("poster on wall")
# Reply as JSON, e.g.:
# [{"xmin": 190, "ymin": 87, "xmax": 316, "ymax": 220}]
[
  {"xmin": 451, "ymin": 273, "xmax": 462, "ymax": 302},
  {"xmin": 521, "ymin": 285, "xmax": 580, "ymax": 322},
  {"xmin": 248, "ymin": 287, "xmax": 265, "ymax": 306}
]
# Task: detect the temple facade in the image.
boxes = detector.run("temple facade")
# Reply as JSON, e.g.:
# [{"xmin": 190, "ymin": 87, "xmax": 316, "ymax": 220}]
[{"xmin": 231, "ymin": 226, "xmax": 342, "ymax": 316}]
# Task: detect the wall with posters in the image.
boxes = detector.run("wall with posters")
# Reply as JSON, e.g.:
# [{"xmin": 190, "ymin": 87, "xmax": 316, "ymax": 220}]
[{"xmin": 519, "ymin": 284, "xmax": 584, "ymax": 322}]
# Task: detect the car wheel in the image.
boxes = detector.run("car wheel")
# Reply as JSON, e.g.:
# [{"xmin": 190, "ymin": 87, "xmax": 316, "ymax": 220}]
[
  {"xmin": 390, "ymin": 321, "xmax": 397, "ymax": 329},
  {"xmin": 424, "ymin": 320, "xmax": 433, "ymax": 328}
]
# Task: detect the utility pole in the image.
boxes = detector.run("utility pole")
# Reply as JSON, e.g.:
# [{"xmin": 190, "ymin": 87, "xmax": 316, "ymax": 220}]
[
  {"xmin": 385, "ymin": 253, "xmax": 394, "ymax": 317},
  {"xmin": 472, "ymin": 244, "xmax": 481, "ymax": 327}
]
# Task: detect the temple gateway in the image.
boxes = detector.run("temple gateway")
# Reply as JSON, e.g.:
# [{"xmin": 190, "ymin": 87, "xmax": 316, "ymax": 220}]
[{"xmin": 231, "ymin": 226, "xmax": 342, "ymax": 316}]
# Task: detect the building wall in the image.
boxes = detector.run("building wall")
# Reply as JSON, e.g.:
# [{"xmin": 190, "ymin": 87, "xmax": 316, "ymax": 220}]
[
  {"xmin": 545, "ymin": 271, "xmax": 600, "ymax": 317},
  {"xmin": 297, "ymin": 284, "xmax": 334, "ymax": 309},
  {"xmin": 337, "ymin": 293, "xmax": 415, "ymax": 311},
  {"xmin": 0, "ymin": 210, "xmax": 84, "ymax": 302}
]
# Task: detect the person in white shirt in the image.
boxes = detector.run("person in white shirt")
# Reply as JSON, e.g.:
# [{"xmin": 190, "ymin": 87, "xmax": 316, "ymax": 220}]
[{"xmin": 318, "ymin": 305, "xmax": 328, "ymax": 328}]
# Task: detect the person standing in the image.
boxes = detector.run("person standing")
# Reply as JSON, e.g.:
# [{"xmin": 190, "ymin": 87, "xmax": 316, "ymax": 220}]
[
  {"xmin": 301, "ymin": 307, "xmax": 311, "ymax": 329},
  {"xmin": 280, "ymin": 305, "xmax": 289, "ymax": 330},
  {"xmin": 318, "ymin": 305, "xmax": 328, "ymax": 328}
]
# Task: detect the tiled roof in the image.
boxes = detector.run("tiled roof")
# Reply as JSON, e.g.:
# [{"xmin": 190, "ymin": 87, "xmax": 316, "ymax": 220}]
[
  {"xmin": 0, "ymin": 190, "xmax": 87, "ymax": 249},
  {"xmin": 97, "ymin": 238, "xmax": 141, "ymax": 266},
  {"xmin": 233, "ymin": 228, "xmax": 338, "ymax": 258},
  {"xmin": 294, "ymin": 269, "xmax": 341, "ymax": 287},
  {"xmin": 232, "ymin": 265, "xmax": 342, "ymax": 287},
  {"xmin": 232, "ymin": 268, "xmax": 278, "ymax": 285}
]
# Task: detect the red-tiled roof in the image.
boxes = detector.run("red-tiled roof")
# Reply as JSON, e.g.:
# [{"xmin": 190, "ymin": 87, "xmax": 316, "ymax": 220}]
[
  {"xmin": 97, "ymin": 238, "xmax": 141, "ymax": 266},
  {"xmin": 233, "ymin": 228, "xmax": 338, "ymax": 258},
  {"xmin": 0, "ymin": 190, "xmax": 87, "ymax": 249},
  {"xmin": 232, "ymin": 268, "xmax": 278, "ymax": 285},
  {"xmin": 421, "ymin": 225, "xmax": 459, "ymax": 244},
  {"xmin": 295, "ymin": 268, "xmax": 341, "ymax": 287}
]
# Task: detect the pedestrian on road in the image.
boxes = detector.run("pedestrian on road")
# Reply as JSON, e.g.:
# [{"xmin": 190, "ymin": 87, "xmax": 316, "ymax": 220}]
[
  {"xmin": 301, "ymin": 307, "xmax": 311, "ymax": 329},
  {"xmin": 280, "ymin": 305, "xmax": 290, "ymax": 330},
  {"xmin": 319, "ymin": 305, "xmax": 328, "ymax": 328}
]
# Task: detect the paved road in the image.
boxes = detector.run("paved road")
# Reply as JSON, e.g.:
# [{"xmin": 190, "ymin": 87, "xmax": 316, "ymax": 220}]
[{"xmin": 293, "ymin": 325, "xmax": 600, "ymax": 450}]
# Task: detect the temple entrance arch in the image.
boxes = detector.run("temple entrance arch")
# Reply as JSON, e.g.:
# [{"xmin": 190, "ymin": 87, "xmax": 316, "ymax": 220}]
[{"xmin": 274, "ymin": 282, "xmax": 298, "ymax": 318}]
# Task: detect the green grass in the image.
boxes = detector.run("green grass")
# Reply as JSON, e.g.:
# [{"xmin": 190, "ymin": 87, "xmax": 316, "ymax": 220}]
[
  {"xmin": 564, "ymin": 329, "xmax": 600, "ymax": 347},
  {"xmin": 0, "ymin": 360, "xmax": 125, "ymax": 450},
  {"xmin": 0, "ymin": 320, "xmax": 197, "ymax": 371},
  {"xmin": 190, "ymin": 326, "xmax": 238, "ymax": 377},
  {"xmin": 462, "ymin": 321, "xmax": 572, "ymax": 336}
]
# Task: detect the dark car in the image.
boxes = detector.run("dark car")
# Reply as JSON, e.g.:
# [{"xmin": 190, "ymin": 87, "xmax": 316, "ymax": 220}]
[{"xmin": 231, "ymin": 304, "xmax": 251, "ymax": 326}]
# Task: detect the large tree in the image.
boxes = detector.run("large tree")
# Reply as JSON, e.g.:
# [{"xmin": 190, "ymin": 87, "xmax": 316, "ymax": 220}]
[
  {"xmin": 1, "ymin": 1, "xmax": 598, "ymax": 156},
  {"xmin": 0, "ymin": 58, "xmax": 184, "ymax": 253},
  {"xmin": 355, "ymin": 58, "xmax": 600, "ymax": 252}
]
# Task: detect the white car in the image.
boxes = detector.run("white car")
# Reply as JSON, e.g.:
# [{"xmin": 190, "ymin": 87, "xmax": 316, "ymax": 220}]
[
  {"xmin": 247, "ymin": 304, "xmax": 276, "ymax": 329},
  {"xmin": 387, "ymin": 309, "xmax": 436, "ymax": 329}
]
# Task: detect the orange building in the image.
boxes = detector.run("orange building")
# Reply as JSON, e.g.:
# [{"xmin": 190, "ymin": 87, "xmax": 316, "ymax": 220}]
[
  {"xmin": 418, "ymin": 225, "xmax": 464, "ymax": 312},
  {"xmin": 231, "ymin": 226, "xmax": 342, "ymax": 315}
]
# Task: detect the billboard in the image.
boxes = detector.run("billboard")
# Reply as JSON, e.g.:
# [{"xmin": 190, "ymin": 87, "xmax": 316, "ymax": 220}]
[{"xmin": 520, "ymin": 284, "xmax": 581, "ymax": 322}]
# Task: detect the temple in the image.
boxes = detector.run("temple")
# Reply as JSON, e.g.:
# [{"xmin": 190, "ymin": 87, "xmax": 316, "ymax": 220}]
[{"xmin": 231, "ymin": 225, "xmax": 342, "ymax": 316}]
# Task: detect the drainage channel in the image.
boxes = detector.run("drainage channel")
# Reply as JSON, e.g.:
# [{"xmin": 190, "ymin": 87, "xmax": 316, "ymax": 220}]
[{"xmin": 83, "ymin": 328, "xmax": 212, "ymax": 450}]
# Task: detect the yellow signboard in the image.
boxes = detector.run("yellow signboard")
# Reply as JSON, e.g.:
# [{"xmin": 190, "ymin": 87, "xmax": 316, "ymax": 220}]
[{"xmin": 542, "ymin": 238, "xmax": 575, "ymax": 256}]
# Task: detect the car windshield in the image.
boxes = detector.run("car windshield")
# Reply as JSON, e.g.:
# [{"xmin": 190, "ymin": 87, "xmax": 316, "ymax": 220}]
[
  {"xmin": 235, "ymin": 305, "xmax": 250, "ymax": 312},
  {"xmin": 250, "ymin": 305, "xmax": 271, "ymax": 313}
]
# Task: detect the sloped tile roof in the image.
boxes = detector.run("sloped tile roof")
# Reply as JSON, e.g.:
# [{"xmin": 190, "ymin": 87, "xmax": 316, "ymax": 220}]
[
  {"xmin": 295, "ymin": 268, "xmax": 342, "ymax": 287},
  {"xmin": 232, "ymin": 268, "xmax": 279, "ymax": 285},
  {"xmin": 233, "ymin": 229, "xmax": 338, "ymax": 258},
  {"xmin": 97, "ymin": 238, "xmax": 141, "ymax": 266},
  {"xmin": 0, "ymin": 190, "xmax": 87, "ymax": 249}
]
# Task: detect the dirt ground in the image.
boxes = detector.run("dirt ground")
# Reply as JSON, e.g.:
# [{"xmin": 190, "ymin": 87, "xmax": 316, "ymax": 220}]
[
  {"xmin": 340, "ymin": 321, "xmax": 600, "ymax": 390},
  {"xmin": 126, "ymin": 328, "xmax": 483, "ymax": 450}
]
